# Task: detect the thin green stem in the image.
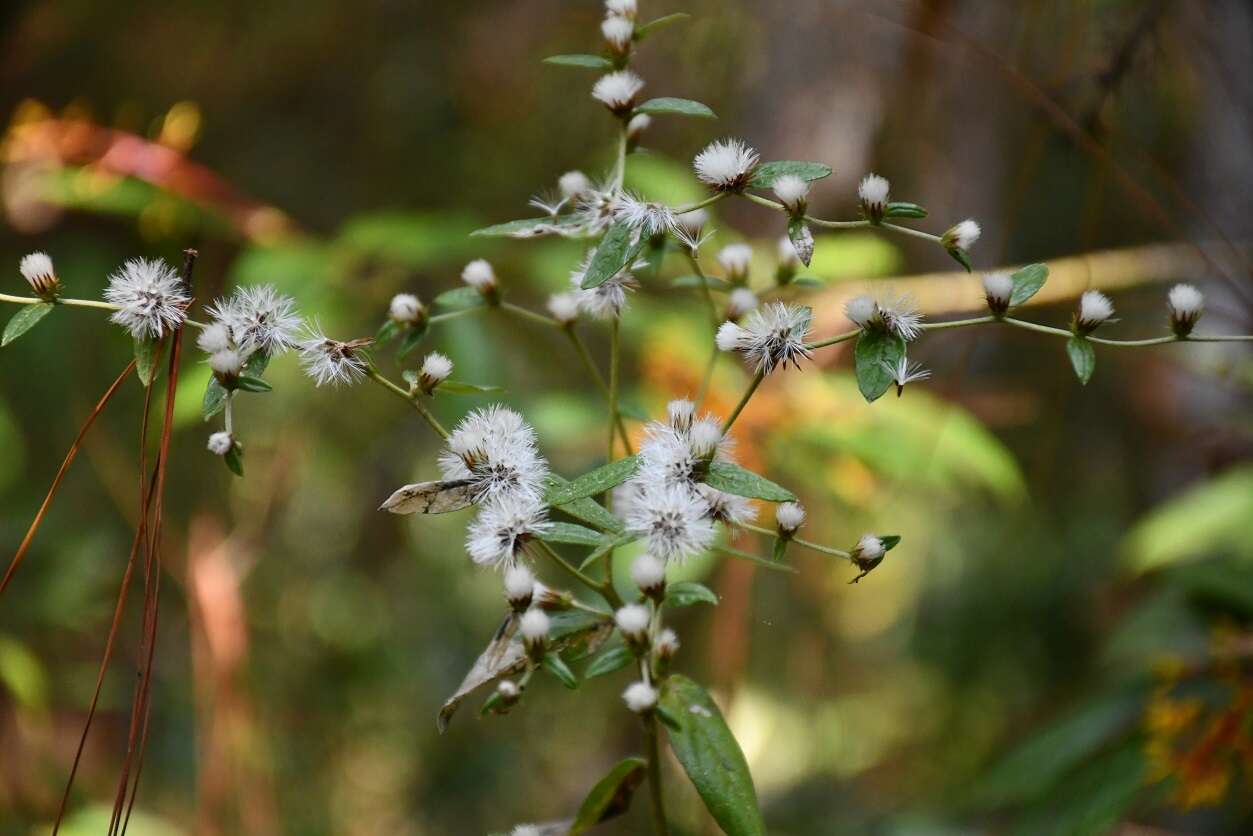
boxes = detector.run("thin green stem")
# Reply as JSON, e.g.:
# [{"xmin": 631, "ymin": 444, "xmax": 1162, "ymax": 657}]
[
  {"xmin": 365, "ymin": 367, "xmax": 450, "ymax": 439},
  {"xmin": 738, "ymin": 523, "xmax": 852, "ymax": 560},
  {"xmin": 608, "ymin": 318, "xmax": 621, "ymax": 459},
  {"xmin": 881, "ymin": 221, "xmax": 943, "ymax": 244},
  {"xmin": 685, "ymin": 253, "xmax": 722, "ymax": 405},
  {"xmin": 920, "ymin": 315, "xmax": 996, "ymax": 331},
  {"xmin": 565, "ymin": 329, "xmax": 633, "ymax": 454},
  {"xmin": 612, "ymin": 126, "xmax": 629, "ymax": 190},
  {"xmin": 501, "ymin": 301, "xmax": 559, "ymax": 328},
  {"xmin": 0, "ymin": 293, "xmax": 120, "ymax": 311},
  {"xmin": 741, "ymin": 192, "xmax": 784, "ymax": 211},
  {"xmin": 428, "ymin": 306, "xmax": 486, "ymax": 325},
  {"xmin": 721, "ymin": 371, "xmax": 764, "ymax": 433},
  {"xmin": 223, "ymin": 392, "xmax": 234, "ymax": 435},
  {"xmin": 535, "ymin": 541, "xmax": 621, "ymax": 607},
  {"xmin": 673, "ymin": 191, "xmax": 728, "ymax": 215},
  {"xmin": 643, "ymin": 716, "xmax": 670, "ymax": 836},
  {"xmin": 808, "ymin": 217, "xmax": 871, "ymax": 230},
  {"xmin": 805, "ymin": 327, "xmax": 862, "ymax": 351}
]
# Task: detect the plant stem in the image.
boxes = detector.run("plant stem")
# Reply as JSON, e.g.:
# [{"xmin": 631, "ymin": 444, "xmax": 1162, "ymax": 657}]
[
  {"xmin": 365, "ymin": 367, "xmax": 450, "ymax": 439},
  {"xmin": 535, "ymin": 541, "xmax": 621, "ymax": 607},
  {"xmin": 612, "ymin": 126, "xmax": 629, "ymax": 190},
  {"xmin": 673, "ymin": 191, "xmax": 728, "ymax": 215},
  {"xmin": 721, "ymin": 371, "xmax": 764, "ymax": 433},
  {"xmin": 881, "ymin": 221, "xmax": 943, "ymax": 244},
  {"xmin": 737, "ymin": 522, "xmax": 852, "ymax": 560},
  {"xmin": 643, "ymin": 715, "xmax": 670, "ymax": 836},
  {"xmin": 805, "ymin": 327, "xmax": 862, "ymax": 350},
  {"xmin": 920, "ymin": 315, "xmax": 996, "ymax": 331},
  {"xmin": 685, "ymin": 253, "xmax": 722, "ymax": 405},
  {"xmin": 428, "ymin": 306, "xmax": 486, "ymax": 325},
  {"xmin": 0, "ymin": 293, "xmax": 120, "ymax": 311},
  {"xmin": 565, "ymin": 328, "xmax": 633, "ymax": 454},
  {"xmin": 501, "ymin": 301, "xmax": 559, "ymax": 328},
  {"xmin": 608, "ymin": 318, "xmax": 622, "ymax": 459}
]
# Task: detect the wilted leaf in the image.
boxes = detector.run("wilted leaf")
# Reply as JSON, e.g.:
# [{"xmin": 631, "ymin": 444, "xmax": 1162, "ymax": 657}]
[
  {"xmin": 438, "ymin": 614, "xmax": 526, "ymax": 733},
  {"xmin": 570, "ymin": 758, "xmax": 648, "ymax": 835},
  {"xmin": 380, "ymin": 479, "xmax": 475, "ymax": 515},
  {"xmin": 787, "ymin": 217, "xmax": 814, "ymax": 267}
]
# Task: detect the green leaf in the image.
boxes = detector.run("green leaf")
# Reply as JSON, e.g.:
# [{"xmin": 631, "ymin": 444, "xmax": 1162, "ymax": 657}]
[
  {"xmin": 880, "ymin": 535, "xmax": 902, "ymax": 551},
  {"xmin": 787, "ymin": 216, "xmax": 814, "ymax": 267},
  {"xmin": 665, "ymin": 581, "xmax": 719, "ymax": 608},
  {"xmin": 749, "ymin": 161, "xmax": 832, "ymax": 189},
  {"xmin": 437, "ymin": 380, "xmax": 504, "ymax": 395},
  {"xmin": 770, "ymin": 537, "xmax": 788, "ymax": 562},
  {"xmin": 434, "ymin": 286, "xmax": 485, "ymax": 310},
  {"xmin": 884, "ymin": 201, "xmax": 927, "ymax": 219},
  {"xmin": 223, "ymin": 444, "xmax": 244, "ymax": 477},
  {"xmin": 242, "ymin": 350, "xmax": 270, "ymax": 377},
  {"xmin": 1009, "ymin": 263, "xmax": 1049, "ymax": 307},
  {"xmin": 946, "ymin": 245, "xmax": 972, "ymax": 273},
  {"xmin": 471, "ymin": 214, "xmax": 586, "ymax": 238},
  {"xmin": 376, "ymin": 319, "xmax": 403, "ymax": 345},
  {"xmin": 2, "ymin": 303, "xmax": 54, "ymax": 347},
  {"xmin": 235, "ymin": 375, "xmax": 272, "ymax": 393},
  {"xmin": 545, "ymin": 455, "xmax": 641, "ymax": 505},
  {"xmin": 703, "ymin": 461, "xmax": 795, "ymax": 502},
  {"xmin": 397, "ymin": 322, "xmax": 429, "ymax": 358},
  {"xmin": 634, "ymin": 12, "xmax": 690, "ymax": 40},
  {"xmin": 853, "ymin": 330, "xmax": 906, "ymax": 403},
  {"xmin": 133, "ymin": 336, "xmax": 163, "ymax": 387},
  {"xmin": 570, "ymin": 757, "xmax": 649, "ymax": 835},
  {"xmin": 579, "ymin": 533, "xmax": 636, "ymax": 570},
  {"xmin": 544, "ymin": 475, "xmax": 626, "ymax": 534},
  {"xmin": 203, "ymin": 378, "xmax": 229, "ymax": 420},
  {"xmin": 584, "ymin": 645, "xmax": 635, "ymax": 679},
  {"xmin": 634, "ymin": 97, "xmax": 715, "ymax": 119},
  {"xmin": 541, "ymin": 652, "xmax": 579, "ymax": 689},
  {"xmin": 1067, "ymin": 336, "xmax": 1095, "ymax": 385},
  {"xmin": 539, "ymin": 522, "xmax": 607, "ymax": 547},
  {"xmin": 581, "ymin": 223, "xmax": 643, "ymax": 290},
  {"xmin": 543, "ymin": 53, "xmax": 614, "ymax": 69},
  {"xmin": 660, "ymin": 675, "xmax": 766, "ymax": 836}
]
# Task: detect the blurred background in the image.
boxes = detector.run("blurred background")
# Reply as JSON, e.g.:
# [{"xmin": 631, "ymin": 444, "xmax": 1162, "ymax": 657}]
[{"xmin": 1, "ymin": 0, "xmax": 1251, "ymax": 833}]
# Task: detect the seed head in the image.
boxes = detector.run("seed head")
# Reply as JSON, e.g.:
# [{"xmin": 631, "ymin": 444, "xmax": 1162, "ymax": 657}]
[
  {"xmin": 105, "ymin": 258, "xmax": 190, "ymax": 339},
  {"xmin": 693, "ymin": 138, "xmax": 759, "ymax": 192},
  {"xmin": 717, "ymin": 301, "xmax": 814, "ymax": 374},
  {"xmin": 418, "ymin": 352, "xmax": 452, "ymax": 392},
  {"xmin": 297, "ymin": 326, "xmax": 369, "ymax": 387}
]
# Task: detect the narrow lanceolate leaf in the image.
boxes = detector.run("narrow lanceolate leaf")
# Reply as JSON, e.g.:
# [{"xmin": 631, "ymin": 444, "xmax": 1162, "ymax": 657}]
[
  {"xmin": 380, "ymin": 479, "xmax": 475, "ymax": 515},
  {"xmin": 581, "ymin": 223, "xmax": 642, "ymax": 290},
  {"xmin": 545, "ymin": 455, "xmax": 640, "ymax": 505},
  {"xmin": 437, "ymin": 380, "xmax": 504, "ymax": 395},
  {"xmin": 787, "ymin": 216, "xmax": 814, "ymax": 267},
  {"xmin": 542, "ymin": 652, "xmax": 579, "ymax": 689},
  {"xmin": 1009, "ymin": 263, "xmax": 1049, "ymax": 307},
  {"xmin": 665, "ymin": 581, "xmax": 719, "ymax": 608},
  {"xmin": 946, "ymin": 246, "xmax": 973, "ymax": 273},
  {"xmin": 749, "ymin": 160, "xmax": 832, "ymax": 189},
  {"xmin": 543, "ymin": 53, "xmax": 614, "ymax": 70},
  {"xmin": 1067, "ymin": 336, "xmax": 1096, "ymax": 385},
  {"xmin": 584, "ymin": 645, "xmax": 635, "ymax": 679},
  {"xmin": 770, "ymin": 537, "xmax": 788, "ymax": 562},
  {"xmin": 2, "ymin": 303, "xmax": 54, "ymax": 347},
  {"xmin": 544, "ymin": 475, "xmax": 627, "ymax": 534},
  {"xmin": 235, "ymin": 375, "xmax": 272, "ymax": 393},
  {"xmin": 634, "ymin": 97, "xmax": 716, "ymax": 119},
  {"xmin": 223, "ymin": 444, "xmax": 244, "ymax": 477},
  {"xmin": 880, "ymin": 535, "xmax": 902, "ymax": 551},
  {"xmin": 660, "ymin": 675, "xmax": 767, "ymax": 836},
  {"xmin": 570, "ymin": 757, "xmax": 649, "ymax": 835},
  {"xmin": 376, "ymin": 318, "xmax": 403, "ymax": 345},
  {"xmin": 434, "ymin": 285, "xmax": 485, "ymax": 309},
  {"xmin": 634, "ymin": 12, "xmax": 690, "ymax": 40},
  {"xmin": 133, "ymin": 336, "xmax": 163, "ymax": 387},
  {"xmin": 539, "ymin": 522, "xmax": 607, "ymax": 547},
  {"xmin": 397, "ymin": 322, "xmax": 429, "ymax": 358},
  {"xmin": 579, "ymin": 532, "xmax": 636, "ymax": 570},
  {"xmin": 203, "ymin": 378, "xmax": 229, "ymax": 420},
  {"xmin": 884, "ymin": 201, "xmax": 927, "ymax": 219},
  {"xmin": 853, "ymin": 330, "xmax": 906, "ymax": 403},
  {"xmin": 439, "ymin": 615, "xmax": 525, "ymax": 733},
  {"xmin": 471, "ymin": 214, "xmax": 586, "ymax": 238},
  {"xmin": 242, "ymin": 350, "xmax": 270, "ymax": 377},
  {"xmin": 703, "ymin": 461, "xmax": 796, "ymax": 502}
]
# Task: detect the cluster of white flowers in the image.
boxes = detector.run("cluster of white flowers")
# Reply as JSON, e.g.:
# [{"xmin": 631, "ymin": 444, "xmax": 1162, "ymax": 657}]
[
  {"xmin": 104, "ymin": 258, "xmax": 191, "ymax": 340},
  {"xmin": 716, "ymin": 301, "xmax": 814, "ymax": 373}
]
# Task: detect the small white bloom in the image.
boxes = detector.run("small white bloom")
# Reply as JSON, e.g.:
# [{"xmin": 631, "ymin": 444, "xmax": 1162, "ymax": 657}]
[
  {"xmin": 439, "ymin": 405, "xmax": 549, "ymax": 503},
  {"xmin": 858, "ymin": 174, "xmax": 890, "ymax": 219},
  {"xmin": 461, "ymin": 259, "xmax": 497, "ymax": 293},
  {"xmin": 717, "ymin": 243, "xmax": 753, "ymax": 282},
  {"xmin": 882, "ymin": 356, "xmax": 932, "ymax": 395},
  {"xmin": 626, "ymin": 112, "xmax": 651, "ymax": 142},
  {"xmin": 19, "ymin": 251, "xmax": 58, "ymax": 296},
  {"xmin": 855, "ymin": 534, "xmax": 885, "ymax": 560},
  {"xmin": 844, "ymin": 294, "xmax": 877, "ymax": 329},
  {"xmin": 777, "ymin": 235, "xmax": 800, "ymax": 270},
  {"xmin": 547, "ymin": 291, "xmax": 582, "ymax": 325},
  {"xmin": 1077, "ymin": 289, "xmax": 1114, "ymax": 331},
  {"xmin": 655, "ymin": 628, "xmax": 679, "ymax": 659},
  {"xmin": 605, "ymin": 0, "xmax": 637, "ymax": 17},
  {"xmin": 297, "ymin": 326, "xmax": 369, "ymax": 387},
  {"xmin": 631, "ymin": 554, "xmax": 667, "ymax": 593},
  {"xmin": 592, "ymin": 70, "xmax": 644, "ymax": 113},
  {"xmin": 693, "ymin": 138, "xmax": 759, "ymax": 191},
  {"xmin": 601, "ymin": 14, "xmax": 634, "ymax": 50},
  {"xmin": 622, "ymin": 681, "xmax": 658, "ymax": 713},
  {"xmin": 718, "ymin": 301, "xmax": 813, "ymax": 374},
  {"xmin": 518, "ymin": 607, "xmax": 550, "ymax": 642},
  {"xmin": 726, "ymin": 287, "xmax": 759, "ymax": 320},
  {"xmin": 558, "ymin": 170, "xmax": 592, "ymax": 200},
  {"xmin": 982, "ymin": 271, "xmax": 1014, "ymax": 314},
  {"xmin": 625, "ymin": 483, "xmax": 716, "ymax": 561},
  {"xmin": 209, "ymin": 284, "xmax": 303, "ymax": 355},
  {"xmin": 687, "ymin": 419, "xmax": 724, "ymax": 460},
  {"xmin": 1167, "ymin": 283, "xmax": 1203, "ymax": 335},
  {"xmin": 207, "ymin": 431, "xmax": 234, "ymax": 456},
  {"xmin": 389, "ymin": 293, "xmax": 424, "ymax": 323},
  {"xmin": 571, "ymin": 253, "xmax": 638, "ymax": 320},
  {"xmin": 419, "ymin": 351, "xmax": 453, "ymax": 390},
  {"xmin": 504, "ymin": 565, "xmax": 536, "ymax": 608},
  {"xmin": 615, "ymin": 192, "xmax": 676, "ymax": 236},
  {"xmin": 497, "ymin": 679, "xmax": 521, "ymax": 700},
  {"xmin": 772, "ymin": 174, "xmax": 810, "ymax": 212},
  {"xmin": 944, "ymin": 219, "xmax": 981, "ymax": 251},
  {"xmin": 209, "ymin": 349, "xmax": 243, "ymax": 377},
  {"xmin": 615, "ymin": 603, "xmax": 651, "ymax": 639},
  {"xmin": 468, "ymin": 493, "xmax": 550, "ymax": 568},
  {"xmin": 698, "ymin": 484, "xmax": 757, "ymax": 526},
  {"xmin": 775, "ymin": 501, "xmax": 806, "ymax": 532},
  {"xmin": 667, "ymin": 399, "xmax": 696, "ymax": 432},
  {"xmin": 196, "ymin": 322, "xmax": 232, "ymax": 355},
  {"xmin": 846, "ymin": 293, "xmax": 923, "ymax": 341},
  {"xmin": 104, "ymin": 258, "xmax": 190, "ymax": 339}
]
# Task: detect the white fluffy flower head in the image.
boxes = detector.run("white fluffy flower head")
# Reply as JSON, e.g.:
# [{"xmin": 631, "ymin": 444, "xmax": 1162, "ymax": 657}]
[
  {"xmin": 982, "ymin": 271, "xmax": 1014, "ymax": 314},
  {"xmin": 209, "ymin": 349, "xmax": 243, "ymax": 377},
  {"xmin": 717, "ymin": 243, "xmax": 753, "ymax": 281},
  {"xmin": 606, "ymin": 0, "xmax": 637, "ymax": 17},
  {"xmin": 698, "ymin": 484, "xmax": 757, "ymax": 526},
  {"xmin": 726, "ymin": 287, "xmax": 759, "ymax": 320},
  {"xmin": 571, "ymin": 254, "xmax": 638, "ymax": 320},
  {"xmin": 622, "ymin": 681, "xmax": 658, "ymax": 713},
  {"xmin": 625, "ymin": 483, "xmax": 715, "ymax": 561},
  {"xmin": 461, "ymin": 259, "xmax": 497, "ymax": 293},
  {"xmin": 467, "ymin": 493, "xmax": 550, "ymax": 568},
  {"xmin": 105, "ymin": 258, "xmax": 190, "ymax": 339},
  {"xmin": 602, "ymin": 15, "xmax": 634, "ymax": 51},
  {"xmin": 558, "ymin": 170, "xmax": 592, "ymax": 200},
  {"xmin": 389, "ymin": 293, "xmax": 424, "ymax": 323},
  {"xmin": 504, "ymin": 565, "xmax": 535, "ymax": 607},
  {"xmin": 297, "ymin": 326, "xmax": 369, "ymax": 387},
  {"xmin": 19, "ymin": 251, "xmax": 58, "ymax": 297},
  {"xmin": 196, "ymin": 322, "xmax": 232, "ymax": 355},
  {"xmin": 944, "ymin": 219, "xmax": 981, "ymax": 251},
  {"xmin": 207, "ymin": 431, "xmax": 234, "ymax": 456},
  {"xmin": 718, "ymin": 302, "xmax": 814, "ymax": 373},
  {"xmin": 519, "ymin": 607, "xmax": 550, "ymax": 642},
  {"xmin": 855, "ymin": 534, "xmax": 885, "ymax": 560},
  {"xmin": 1167, "ymin": 283, "xmax": 1203, "ymax": 335},
  {"xmin": 667, "ymin": 399, "xmax": 696, "ymax": 432},
  {"xmin": 693, "ymin": 138, "xmax": 759, "ymax": 191},
  {"xmin": 772, "ymin": 174, "xmax": 810, "ymax": 212},
  {"xmin": 439, "ymin": 405, "xmax": 548, "ymax": 503},
  {"xmin": 777, "ymin": 235, "xmax": 800, "ymax": 270},
  {"xmin": 615, "ymin": 192, "xmax": 676, "ymax": 236},
  {"xmin": 845, "ymin": 293, "xmax": 922, "ymax": 341},
  {"xmin": 547, "ymin": 291, "xmax": 581, "ymax": 325},
  {"xmin": 419, "ymin": 352, "xmax": 452, "ymax": 391},
  {"xmin": 212, "ymin": 284, "xmax": 303, "ymax": 355},
  {"xmin": 858, "ymin": 174, "xmax": 890, "ymax": 219},
  {"xmin": 631, "ymin": 554, "xmax": 667, "ymax": 593},
  {"xmin": 1076, "ymin": 289, "xmax": 1114, "ymax": 332},
  {"xmin": 775, "ymin": 501, "xmax": 806, "ymax": 532},
  {"xmin": 627, "ymin": 112, "xmax": 651, "ymax": 142},
  {"xmin": 882, "ymin": 356, "xmax": 932, "ymax": 395},
  {"xmin": 615, "ymin": 603, "xmax": 651, "ymax": 639},
  {"xmin": 592, "ymin": 70, "xmax": 644, "ymax": 113},
  {"xmin": 844, "ymin": 294, "xmax": 877, "ymax": 328}
]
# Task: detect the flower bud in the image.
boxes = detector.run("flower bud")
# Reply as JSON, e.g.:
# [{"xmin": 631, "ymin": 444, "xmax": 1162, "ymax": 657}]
[
  {"xmin": 209, "ymin": 349, "xmax": 243, "ymax": 385},
  {"xmin": 776, "ymin": 235, "xmax": 800, "ymax": 284},
  {"xmin": 418, "ymin": 351, "xmax": 453, "ymax": 393},
  {"xmin": 858, "ymin": 174, "xmax": 889, "ymax": 224},
  {"xmin": 725, "ymin": 287, "xmax": 759, "ymax": 321},
  {"xmin": 496, "ymin": 679, "xmax": 521, "ymax": 708},
  {"xmin": 654, "ymin": 628, "xmax": 679, "ymax": 670},
  {"xmin": 503, "ymin": 565, "xmax": 535, "ymax": 611},
  {"xmin": 775, "ymin": 501, "xmax": 805, "ymax": 535},
  {"xmin": 772, "ymin": 174, "xmax": 810, "ymax": 215},
  {"xmin": 1074, "ymin": 289, "xmax": 1114, "ymax": 335},
  {"xmin": 532, "ymin": 582, "xmax": 574, "ymax": 611},
  {"xmin": 389, "ymin": 293, "xmax": 425, "ymax": 324},
  {"xmin": 606, "ymin": 0, "xmax": 637, "ymax": 18},
  {"xmin": 615, "ymin": 603, "xmax": 651, "ymax": 649},
  {"xmin": 626, "ymin": 113, "xmax": 651, "ymax": 146},
  {"xmin": 207, "ymin": 431, "xmax": 234, "ymax": 457},
  {"xmin": 592, "ymin": 70, "xmax": 644, "ymax": 116},
  {"xmin": 850, "ymin": 533, "xmax": 886, "ymax": 582},
  {"xmin": 622, "ymin": 680, "xmax": 658, "ymax": 714},
  {"xmin": 547, "ymin": 291, "xmax": 581, "ymax": 326},
  {"xmin": 519, "ymin": 608, "xmax": 550, "ymax": 659},
  {"xmin": 717, "ymin": 243, "xmax": 753, "ymax": 284},
  {"xmin": 982, "ymin": 272, "xmax": 1013, "ymax": 317},
  {"xmin": 601, "ymin": 15, "xmax": 634, "ymax": 54},
  {"xmin": 1167, "ymin": 283, "xmax": 1203, "ymax": 337},
  {"xmin": 844, "ymin": 294, "xmax": 878, "ymax": 330},
  {"xmin": 558, "ymin": 170, "xmax": 592, "ymax": 201},
  {"xmin": 631, "ymin": 554, "xmax": 667, "ymax": 599},
  {"xmin": 461, "ymin": 259, "xmax": 498, "ymax": 300},
  {"xmin": 19, "ymin": 252, "xmax": 59, "ymax": 299},
  {"xmin": 942, "ymin": 219, "xmax": 981, "ymax": 252}
]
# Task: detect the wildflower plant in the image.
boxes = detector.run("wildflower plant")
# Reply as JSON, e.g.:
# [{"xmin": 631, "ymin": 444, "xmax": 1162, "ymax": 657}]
[{"xmin": 3, "ymin": 3, "xmax": 1253, "ymax": 835}]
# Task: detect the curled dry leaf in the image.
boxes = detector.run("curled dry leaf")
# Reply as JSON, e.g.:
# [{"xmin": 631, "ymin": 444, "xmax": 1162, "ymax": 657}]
[{"xmin": 380, "ymin": 479, "xmax": 476, "ymax": 514}]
